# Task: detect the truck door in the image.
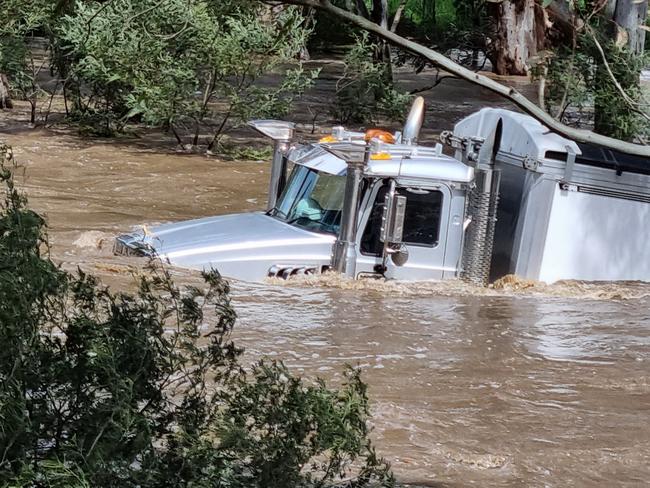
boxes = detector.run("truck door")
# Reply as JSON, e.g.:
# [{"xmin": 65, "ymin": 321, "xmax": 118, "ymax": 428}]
[{"xmin": 356, "ymin": 181, "xmax": 452, "ymax": 280}]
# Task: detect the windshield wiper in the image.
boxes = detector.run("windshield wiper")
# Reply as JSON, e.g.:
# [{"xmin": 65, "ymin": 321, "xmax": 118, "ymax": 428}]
[
  {"xmin": 286, "ymin": 216, "xmax": 337, "ymax": 235},
  {"xmin": 286, "ymin": 216, "xmax": 308, "ymax": 225},
  {"xmin": 287, "ymin": 216, "xmax": 328, "ymax": 228},
  {"xmin": 267, "ymin": 206, "xmax": 287, "ymax": 219}
]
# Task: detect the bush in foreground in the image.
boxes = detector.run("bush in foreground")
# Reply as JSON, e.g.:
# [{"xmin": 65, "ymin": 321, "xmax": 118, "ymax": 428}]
[{"xmin": 0, "ymin": 143, "xmax": 393, "ymax": 488}]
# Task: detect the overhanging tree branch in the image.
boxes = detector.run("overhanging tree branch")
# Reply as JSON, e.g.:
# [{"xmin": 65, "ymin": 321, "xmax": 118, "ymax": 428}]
[{"xmin": 271, "ymin": 0, "xmax": 650, "ymax": 157}]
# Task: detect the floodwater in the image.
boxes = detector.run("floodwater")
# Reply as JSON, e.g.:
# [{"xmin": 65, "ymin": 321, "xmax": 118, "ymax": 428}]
[{"xmin": 2, "ymin": 71, "xmax": 650, "ymax": 487}]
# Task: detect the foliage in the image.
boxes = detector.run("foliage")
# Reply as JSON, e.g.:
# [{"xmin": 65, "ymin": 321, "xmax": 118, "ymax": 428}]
[
  {"xmin": 55, "ymin": 0, "xmax": 319, "ymax": 147},
  {"xmin": 533, "ymin": 15, "xmax": 650, "ymax": 141},
  {"xmin": 592, "ymin": 43, "xmax": 649, "ymax": 141},
  {"xmin": 217, "ymin": 140, "xmax": 274, "ymax": 161},
  {"xmin": 0, "ymin": 142, "xmax": 393, "ymax": 488},
  {"xmin": 0, "ymin": 0, "xmax": 318, "ymax": 147},
  {"xmin": 311, "ymin": 0, "xmax": 476, "ymax": 54},
  {"xmin": 332, "ymin": 34, "xmax": 411, "ymax": 124},
  {"xmin": 393, "ymin": 0, "xmax": 455, "ymax": 32}
]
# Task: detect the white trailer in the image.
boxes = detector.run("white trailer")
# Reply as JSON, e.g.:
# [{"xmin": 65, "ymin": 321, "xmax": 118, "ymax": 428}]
[{"xmin": 453, "ymin": 109, "xmax": 650, "ymax": 283}]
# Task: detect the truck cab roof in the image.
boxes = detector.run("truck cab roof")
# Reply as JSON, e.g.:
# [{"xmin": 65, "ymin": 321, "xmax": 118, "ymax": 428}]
[{"xmin": 286, "ymin": 142, "xmax": 474, "ymax": 183}]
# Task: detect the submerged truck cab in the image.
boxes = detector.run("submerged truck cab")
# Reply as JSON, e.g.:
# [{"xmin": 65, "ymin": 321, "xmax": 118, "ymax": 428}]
[
  {"xmin": 267, "ymin": 138, "xmax": 473, "ymax": 281},
  {"xmin": 115, "ymin": 98, "xmax": 650, "ymax": 284},
  {"xmin": 116, "ymin": 97, "xmax": 476, "ymax": 282}
]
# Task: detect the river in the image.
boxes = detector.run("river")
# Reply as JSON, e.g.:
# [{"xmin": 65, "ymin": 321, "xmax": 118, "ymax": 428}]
[{"xmin": 1, "ymin": 70, "xmax": 649, "ymax": 487}]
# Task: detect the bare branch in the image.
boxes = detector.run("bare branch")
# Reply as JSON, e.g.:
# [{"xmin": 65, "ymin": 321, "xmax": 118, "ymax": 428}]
[{"xmin": 409, "ymin": 75, "xmax": 457, "ymax": 94}]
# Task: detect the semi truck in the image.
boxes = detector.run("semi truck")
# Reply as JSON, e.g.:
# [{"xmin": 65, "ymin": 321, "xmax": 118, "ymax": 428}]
[{"xmin": 115, "ymin": 98, "xmax": 650, "ymax": 284}]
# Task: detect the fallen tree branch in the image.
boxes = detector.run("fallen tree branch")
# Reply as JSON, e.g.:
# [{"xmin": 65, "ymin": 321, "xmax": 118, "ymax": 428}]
[{"xmin": 270, "ymin": 0, "xmax": 650, "ymax": 157}]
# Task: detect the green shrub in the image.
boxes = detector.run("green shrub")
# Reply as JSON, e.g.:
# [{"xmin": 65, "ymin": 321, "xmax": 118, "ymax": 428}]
[
  {"xmin": 55, "ymin": 0, "xmax": 318, "ymax": 147},
  {"xmin": 0, "ymin": 143, "xmax": 393, "ymax": 488}
]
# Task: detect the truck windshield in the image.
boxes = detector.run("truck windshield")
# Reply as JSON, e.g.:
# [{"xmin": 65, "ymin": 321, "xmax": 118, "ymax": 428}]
[{"xmin": 270, "ymin": 165, "xmax": 345, "ymax": 235}]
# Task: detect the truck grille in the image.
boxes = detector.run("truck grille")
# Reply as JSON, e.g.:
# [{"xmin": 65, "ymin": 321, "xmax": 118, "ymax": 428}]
[
  {"xmin": 113, "ymin": 236, "xmax": 154, "ymax": 257},
  {"xmin": 267, "ymin": 265, "xmax": 320, "ymax": 279}
]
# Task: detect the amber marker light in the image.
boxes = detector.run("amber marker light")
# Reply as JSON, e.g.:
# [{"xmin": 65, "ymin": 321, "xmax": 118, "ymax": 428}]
[
  {"xmin": 370, "ymin": 152, "xmax": 392, "ymax": 160},
  {"xmin": 364, "ymin": 129, "xmax": 395, "ymax": 144},
  {"xmin": 318, "ymin": 135, "xmax": 338, "ymax": 143}
]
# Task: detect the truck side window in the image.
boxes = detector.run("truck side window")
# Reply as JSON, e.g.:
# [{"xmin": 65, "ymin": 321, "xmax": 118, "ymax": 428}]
[
  {"xmin": 361, "ymin": 186, "xmax": 442, "ymax": 256},
  {"xmin": 360, "ymin": 185, "xmax": 389, "ymax": 256},
  {"xmin": 401, "ymin": 188, "xmax": 442, "ymax": 246}
]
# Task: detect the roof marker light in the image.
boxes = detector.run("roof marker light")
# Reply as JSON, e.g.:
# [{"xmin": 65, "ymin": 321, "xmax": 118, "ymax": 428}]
[
  {"xmin": 370, "ymin": 152, "xmax": 392, "ymax": 160},
  {"xmin": 364, "ymin": 129, "xmax": 395, "ymax": 144}
]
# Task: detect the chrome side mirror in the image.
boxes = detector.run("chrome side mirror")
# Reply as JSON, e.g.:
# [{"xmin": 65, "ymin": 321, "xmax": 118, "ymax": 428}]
[
  {"xmin": 247, "ymin": 120, "xmax": 295, "ymax": 142},
  {"xmin": 380, "ymin": 192, "xmax": 406, "ymax": 244},
  {"xmin": 247, "ymin": 120, "xmax": 295, "ymax": 211},
  {"xmin": 387, "ymin": 243, "xmax": 409, "ymax": 266}
]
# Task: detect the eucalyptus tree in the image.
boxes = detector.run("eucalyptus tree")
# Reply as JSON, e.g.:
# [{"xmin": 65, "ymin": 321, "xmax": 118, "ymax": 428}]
[
  {"xmin": 488, "ymin": 0, "xmax": 547, "ymax": 75},
  {"xmin": 592, "ymin": 0, "xmax": 649, "ymax": 138},
  {"xmin": 0, "ymin": 74, "xmax": 11, "ymax": 109},
  {"xmin": 534, "ymin": 0, "xmax": 649, "ymax": 140}
]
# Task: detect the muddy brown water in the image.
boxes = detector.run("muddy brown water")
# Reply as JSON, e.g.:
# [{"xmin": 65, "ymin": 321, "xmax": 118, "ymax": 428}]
[{"xmin": 2, "ymin": 70, "xmax": 650, "ymax": 487}]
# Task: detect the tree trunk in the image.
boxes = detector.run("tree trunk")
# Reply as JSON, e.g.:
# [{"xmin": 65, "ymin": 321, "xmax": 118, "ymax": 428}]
[
  {"xmin": 613, "ymin": 0, "xmax": 648, "ymax": 54},
  {"xmin": 490, "ymin": 0, "xmax": 546, "ymax": 76},
  {"xmin": 372, "ymin": 1, "xmax": 392, "ymax": 61},
  {"xmin": 368, "ymin": 0, "xmax": 393, "ymax": 82},
  {"xmin": 354, "ymin": 0, "xmax": 370, "ymax": 18},
  {"xmin": 371, "ymin": 0, "xmax": 388, "ymax": 28},
  {"xmin": 0, "ymin": 74, "xmax": 13, "ymax": 109},
  {"xmin": 390, "ymin": 0, "xmax": 407, "ymax": 32}
]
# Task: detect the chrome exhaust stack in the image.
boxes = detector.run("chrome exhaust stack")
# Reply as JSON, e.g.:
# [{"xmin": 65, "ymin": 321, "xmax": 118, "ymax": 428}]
[
  {"xmin": 320, "ymin": 142, "xmax": 369, "ymax": 277},
  {"xmin": 402, "ymin": 96, "xmax": 426, "ymax": 145},
  {"xmin": 248, "ymin": 120, "xmax": 296, "ymax": 211}
]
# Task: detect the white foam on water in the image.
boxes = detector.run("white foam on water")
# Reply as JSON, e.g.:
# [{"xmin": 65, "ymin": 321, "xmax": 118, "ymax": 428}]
[
  {"xmin": 268, "ymin": 272, "xmax": 650, "ymax": 301},
  {"xmin": 72, "ymin": 230, "xmax": 109, "ymax": 249}
]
